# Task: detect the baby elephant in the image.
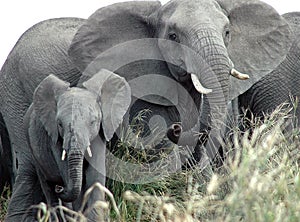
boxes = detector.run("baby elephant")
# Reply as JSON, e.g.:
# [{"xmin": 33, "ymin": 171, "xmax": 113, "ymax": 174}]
[{"xmin": 23, "ymin": 69, "xmax": 131, "ymax": 220}]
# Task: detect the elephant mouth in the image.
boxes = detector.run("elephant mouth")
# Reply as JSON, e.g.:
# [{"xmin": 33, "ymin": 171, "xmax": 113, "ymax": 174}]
[
  {"xmin": 177, "ymin": 71, "xmax": 190, "ymax": 82},
  {"xmin": 169, "ymin": 62, "xmax": 213, "ymax": 94},
  {"xmin": 177, "ymin": 71, "xmax": 213, "ymax": 95}
]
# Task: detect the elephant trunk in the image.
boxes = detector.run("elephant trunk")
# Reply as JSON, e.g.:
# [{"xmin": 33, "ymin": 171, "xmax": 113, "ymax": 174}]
[
  {"xmin": 191, "ymin": 28, "xmax": 231, "ymax": 99},
  {"xmin": 58, "ymin": 147, "xmax": 84, "ymax": 202},
  {"xmin": 175, "ymin": 29, "xmax": 232, "ymax": 161}
]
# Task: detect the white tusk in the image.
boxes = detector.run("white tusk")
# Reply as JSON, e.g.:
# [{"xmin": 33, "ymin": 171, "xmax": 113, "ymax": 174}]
[
  {"xmin": 61, "ymin": 150, "xmax": 66, "ymax": 161},
  {"xmin": 230, "ymin": 69, "xmax": 250, "ymax": 80},
  {"xmin": 87, "ymin": 146, "xmax": 93, "ymax": 158},
  {"xmin": 191, "ymin": 73, "xmax": 213, "ymax": 94}
]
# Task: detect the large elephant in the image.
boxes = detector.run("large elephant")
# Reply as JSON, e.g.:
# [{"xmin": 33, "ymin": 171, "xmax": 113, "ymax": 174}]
[
  {"xmin": 0, "ymin": 17, "xmax": 85, "ymax": 187},
  {"xmin": 0, "ymin": 18, "xmax": 85, "ymax": 222},
  {"xmin": 6, "ymin": 70, "xmax": 131, "ymax": 221},
  {"xmin": 68, "ymin": 0, "xmax": 292, "ymax": 161},
  {"xmin": 238, "ymin": 12, "xmax": 300, "ymax": 128}
]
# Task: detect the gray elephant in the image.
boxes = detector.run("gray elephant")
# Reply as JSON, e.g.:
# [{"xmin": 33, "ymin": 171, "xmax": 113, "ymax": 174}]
[
  {"xmin": 0, "ymin": 0, "xmax": 295, "ymax": 219},
  {"xmin": 0, "ymin": 17, "xmax": 85, "ymax": 190},
  {"xmin": 238, "ymin": 12, "xmax": 300, "ymax": 129},
  {"xmin": 6, "ymin": 70, "xmax": 131, "ymax": 221},
  {"xmin": 68, "ymin": 0, "xmax": 292, "ymax": 161}
]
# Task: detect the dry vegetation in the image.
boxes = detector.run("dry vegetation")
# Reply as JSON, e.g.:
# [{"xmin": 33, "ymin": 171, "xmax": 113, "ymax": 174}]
[{"xmin": 1, "ymin": 104, "xmax": 300, "ymax": 222}]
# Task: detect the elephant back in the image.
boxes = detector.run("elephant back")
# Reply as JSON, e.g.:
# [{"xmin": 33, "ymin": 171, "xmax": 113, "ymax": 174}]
[{"xmin": 0, "ymin": 17, "xmax": 85, "ymax": 103}]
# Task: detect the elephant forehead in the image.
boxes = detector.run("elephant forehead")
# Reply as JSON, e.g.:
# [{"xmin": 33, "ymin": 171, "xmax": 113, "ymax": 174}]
[
  {"xmin": 59, "ymin": 89, "xmax": 97, "ymax": 104},
  {"xmin": 57, "ymin": 89, "xmax": 99, "ymax": 113},
  {"xmin": 164, "ymin": 0, "xmax": 227, "ymax": 30}
]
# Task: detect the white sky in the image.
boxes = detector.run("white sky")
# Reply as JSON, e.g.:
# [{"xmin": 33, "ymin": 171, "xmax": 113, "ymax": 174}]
[{"xmin": 0, "ymin": 0, "xmax": 299, "ymax": 68}]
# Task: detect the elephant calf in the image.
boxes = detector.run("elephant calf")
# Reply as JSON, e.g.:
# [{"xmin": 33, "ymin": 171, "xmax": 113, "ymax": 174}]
[{"xmin": 6, "ymin": 69, "xmax": 131, "ymax": 222}]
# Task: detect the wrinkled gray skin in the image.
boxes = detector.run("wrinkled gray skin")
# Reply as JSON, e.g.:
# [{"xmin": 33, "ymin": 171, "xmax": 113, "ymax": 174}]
[
  {"xmin": 0, "ymin": 18, "xmax": 85, "ymax": 222},
  {"xmin": 26, "ymin": 71, "xmax": 130, "ymax": 220},
  {"xmin": 68, "ymin": 0, "xmax": 292, "ymax": 160},
  {"xmin": 0, "ymin": 1, "xmax": 294, "ymax": 220},
  {"xmin": 8, "ymin": 70, "xmax": 131, "ymax": 222},
  {"xmin": 238, "ymin": 12, "xmax": 300, "ymax": 129}
]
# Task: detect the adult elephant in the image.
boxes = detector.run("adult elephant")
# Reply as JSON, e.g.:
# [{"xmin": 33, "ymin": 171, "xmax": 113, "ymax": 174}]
[
  {"xmin": 238, "ymin": 12, "xmax": 300, "ymax": 128},
  {"xmin": 0, "ymin": 17, "xmax": 85, "ymax": 186},
  {"xmin": 10, "ymin": 70, "xmax": 130, "ymax": 221},
  {"xmin": 0, "ymin": 18, "xmax": 86, "ymax": 222},
  {"xmin": 68, "ymin": 0, "xmax": 292, "ymax": 162}
]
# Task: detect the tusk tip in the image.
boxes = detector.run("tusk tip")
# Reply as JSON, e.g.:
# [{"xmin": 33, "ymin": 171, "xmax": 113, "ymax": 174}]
[
  {"xmin": 87, "ymin": 146, "xmax": 93, "ymax": 158},
  {"xmin": 61, "ymin": 150, "xmax": 66, "ymax": 161},
  {"xmin": 231, "ymin": 69, "xmax": 250, "ymax": 80}
]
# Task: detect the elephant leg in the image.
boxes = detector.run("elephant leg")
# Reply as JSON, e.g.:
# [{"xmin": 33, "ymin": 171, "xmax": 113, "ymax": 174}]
[
  {"xmin": 82, "ymin": 165, "xmax": 106, "ymax": 222},
  {"xmin": 5, "ymin": 152, "xmax": 44, "ymax": 222},
  {"xmin": 0, "ymin": 90, "xmax": 30, "ymax": 185},
  {"xmin": 0, "ymin": 112, "xmax": 13, "ymax": 194}
]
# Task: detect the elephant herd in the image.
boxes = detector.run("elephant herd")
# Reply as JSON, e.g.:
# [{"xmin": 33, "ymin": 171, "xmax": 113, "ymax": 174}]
[{"xmin": 0, "ymin": 0, "xmax": 300, "ymax": 221}]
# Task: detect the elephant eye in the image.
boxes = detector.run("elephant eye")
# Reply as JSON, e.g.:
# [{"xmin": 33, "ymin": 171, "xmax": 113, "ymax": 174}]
[
  {"xmin": 225, "ymin": 30, "xmax": 230, "ymax": 38},
  {"xmin": 223, "ymin": 27, "xmax": 231, "ymax": 46},
  {"xmin": 168, "ymin": 33, "xmax": 179, "ymax": 42},
  {"xmin": 90, "ymin": 118, "xmax": 98, "ymax": 126},
  {"xmin": 57, "ymin": 120, "xmax": 63, "ymax": 134}
]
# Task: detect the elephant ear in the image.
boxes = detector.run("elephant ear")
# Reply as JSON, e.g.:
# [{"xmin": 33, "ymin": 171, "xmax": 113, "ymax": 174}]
[
  {"xmin": 68, "ymin": 1, "xmax": 161, "ymax": 72},
  {"xmin": 217, "ymin": 0, "xmax": 293, "ymax": 100},
  {"xmin": 68, "ymin": 1, "xmax": 178, "ymax": 106},
  {"xmin": 83, "ymin": 69, "xmax": 131, "ymax": 141},
  {"xmin": 282, "ymin": 12, "xmax": 300, "ymax": 37},
  {"xmin": 33, "ymin": 75, "xmax": 70, "ymax": 143}
]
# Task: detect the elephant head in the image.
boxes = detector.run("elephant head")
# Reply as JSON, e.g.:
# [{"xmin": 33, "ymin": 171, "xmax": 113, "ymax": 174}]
[
  {"xmin": 30, "ymin": 69, "xmax": 131, "ymax": 202},
  {"xmin": 68, "ymin": 0, "xmax": 292, "ymax": 161}
]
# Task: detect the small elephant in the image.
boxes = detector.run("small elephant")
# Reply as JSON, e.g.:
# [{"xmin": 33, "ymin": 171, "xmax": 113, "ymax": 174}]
[{"xmin": 6, "ymin": 69, "xmax": 131, "ymax": 221}]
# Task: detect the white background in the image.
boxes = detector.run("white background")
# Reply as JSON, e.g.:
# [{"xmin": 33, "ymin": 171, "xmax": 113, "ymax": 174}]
[{"xmin": 0, "ymin": 0, "xmax": 299, "ymax": 67}]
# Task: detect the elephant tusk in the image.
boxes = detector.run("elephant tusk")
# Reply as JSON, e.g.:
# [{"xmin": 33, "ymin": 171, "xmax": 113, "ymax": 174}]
[
  {"xmin": 230, "ymin": 69, "xmax": 250, "ymax": 80},
  {"xmin": 191, "ymin": 73, "xmax": 212, "ymax": 94},
  {"xmin": 87, "ymin": 146, "xmax": 93, "ymax": 158},
  {"xmin": 61, "ymin": 150, "xmax": 66, "ymax": 161}
]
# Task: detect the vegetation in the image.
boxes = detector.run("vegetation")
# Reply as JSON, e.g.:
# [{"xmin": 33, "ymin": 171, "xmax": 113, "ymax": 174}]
[
  {"xmin": 0, "ymin": 185, "xmax": 10, "ymax": 221},
  {"xmin": 1, "ymin": 104, "xmax": 300, "ymax": 221}
]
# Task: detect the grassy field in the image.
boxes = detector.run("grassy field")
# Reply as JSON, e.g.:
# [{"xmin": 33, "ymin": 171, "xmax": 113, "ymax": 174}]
[{"xmin": 1, "ymin": 105, "xmax": 300, "ymax": 221}]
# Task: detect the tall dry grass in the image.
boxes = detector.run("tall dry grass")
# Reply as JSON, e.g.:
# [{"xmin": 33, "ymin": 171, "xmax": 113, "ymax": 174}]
[{"xmin": 1, "ymin": 104, "xmax": 300, "ymax": 222}]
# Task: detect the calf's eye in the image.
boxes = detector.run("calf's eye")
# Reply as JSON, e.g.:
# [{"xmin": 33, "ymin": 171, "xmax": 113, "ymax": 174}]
[{"xmin": 168, "ymin": 33, "xmax": 179, "ymax": 42}]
